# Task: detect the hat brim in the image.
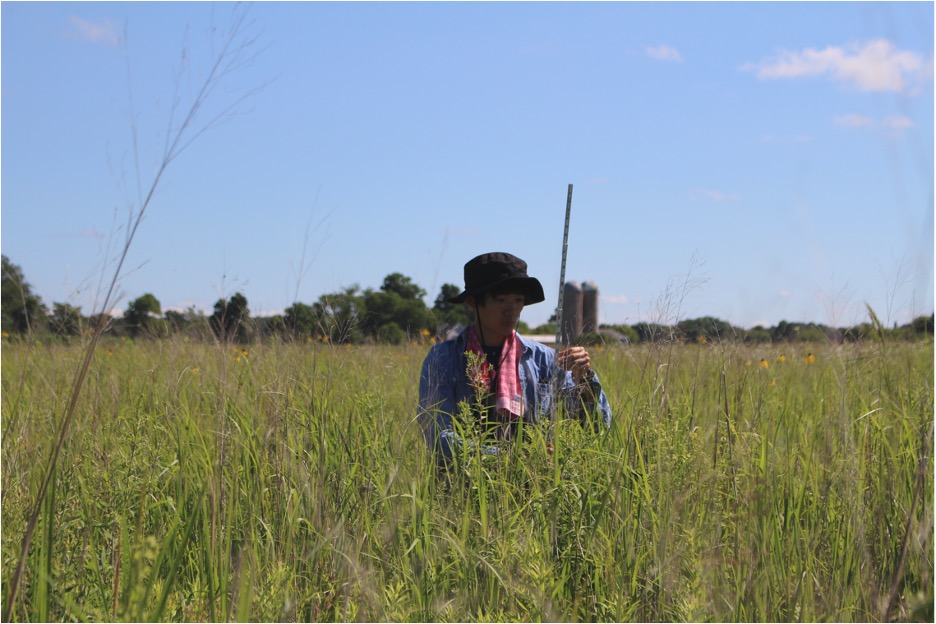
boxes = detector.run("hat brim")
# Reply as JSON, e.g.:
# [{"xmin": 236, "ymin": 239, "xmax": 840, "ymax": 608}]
[{"xmin": 448, "ymin": 277, "xmax": 545, "ymax": 306}]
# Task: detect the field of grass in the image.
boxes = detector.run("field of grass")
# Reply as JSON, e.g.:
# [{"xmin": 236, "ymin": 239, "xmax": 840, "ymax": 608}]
[{"xmin": 1, "ymin": 334, "xmax": 932, "ymax": 622}]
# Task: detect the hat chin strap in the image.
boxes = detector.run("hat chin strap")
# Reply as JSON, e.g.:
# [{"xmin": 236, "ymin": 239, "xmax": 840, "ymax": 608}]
[{"xmin": 474, "ymin": 303, "xmax": 488, "ymax": 347}]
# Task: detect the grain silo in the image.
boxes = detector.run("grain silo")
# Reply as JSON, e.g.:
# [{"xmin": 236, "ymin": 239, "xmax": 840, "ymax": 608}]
[
  {"xmin": 561, "ymin": 281, "xmax": 583, "ymax": 344},
  {"xmin": 582, "ymin": 281, "xmax": 599, "ymax": 334}
]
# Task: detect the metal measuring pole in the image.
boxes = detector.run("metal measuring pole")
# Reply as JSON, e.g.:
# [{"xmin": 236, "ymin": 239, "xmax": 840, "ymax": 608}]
[{"xmin": 551, "ymin": 184, "xmax": 573, "ymax": 429}]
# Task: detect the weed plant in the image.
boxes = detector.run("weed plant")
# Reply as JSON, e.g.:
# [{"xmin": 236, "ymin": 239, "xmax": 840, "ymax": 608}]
[{"xmin": 1, "ymin": 336, "xmax": 932, "ymax": 621}]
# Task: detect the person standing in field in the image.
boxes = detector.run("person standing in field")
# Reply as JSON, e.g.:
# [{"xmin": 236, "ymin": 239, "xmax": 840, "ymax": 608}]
[{"xmin": 418, "ymin": 252, "xmax": 612, "ymax": 463}]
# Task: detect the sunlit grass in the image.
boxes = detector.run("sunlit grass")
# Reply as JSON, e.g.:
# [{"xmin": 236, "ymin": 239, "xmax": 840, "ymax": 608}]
[{"xmin": 2, "ymin": 337, "xmax": 932, "ymax": 621}]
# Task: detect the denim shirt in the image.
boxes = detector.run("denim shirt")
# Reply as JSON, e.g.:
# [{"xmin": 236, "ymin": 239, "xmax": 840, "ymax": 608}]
[{"xmin": 417, "ymin": 328, "xmax": 612, "ymax": 460}]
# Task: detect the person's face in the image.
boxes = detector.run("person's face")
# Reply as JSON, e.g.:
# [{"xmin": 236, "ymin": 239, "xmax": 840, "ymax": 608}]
[{"xmin": 470, "ymin": 291, "xmax": 525, "ymax": 344}]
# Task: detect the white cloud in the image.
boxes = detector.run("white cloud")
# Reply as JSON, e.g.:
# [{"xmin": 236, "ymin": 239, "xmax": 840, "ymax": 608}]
[
  {"xmin": 66, "ymin": 16, "xmax": 120, "ymax": 46},
  {"xmin": 645, "ymin": 45, "xmax": 683, "ymax": 62},
  {"xmin": 778, "ymin": 290, "xmax": 792, "ymax": 298},
  {"xmin": 833, "ymin": 113, "xmax": 915, "ymax": 134},
  {"xmin": 834, "ymin": 113, "xmax": 873, "ymax": 128},
  {"xmin": 603, "ymin": 294, "xmax": 631, "ymax": 305},
  {"xmin": 691, "ymin": 188, "xmax": 740, "ymax": 202},
  {"xmin": 883, "ymin": 115, "xmax": 914, "ymax": 130},
  {"xmin": 743, "ymin": 39, "xmax": 929, "ymax": 93}
]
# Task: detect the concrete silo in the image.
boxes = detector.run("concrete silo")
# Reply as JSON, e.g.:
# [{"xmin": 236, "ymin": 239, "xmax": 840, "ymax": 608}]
[
  {"xmin": 561, "ymin": 281, "xmax": 583, "ymax": 344},
  {"xmin": 582, "ymin": 281, "xmax": 599, "ymax": 334}
]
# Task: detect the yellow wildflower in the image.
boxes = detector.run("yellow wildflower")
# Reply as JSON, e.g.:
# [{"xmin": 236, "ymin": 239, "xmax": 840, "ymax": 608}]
[
  {"xmin": 191, "ymin": 367, "xmax": 200, "ymax": 375},
  {"xmin": 759, "ymin": 359, "xmax": 769, "ymax": 369},
  {"xmin": 805, "ymin": 352, "xmax": 816, "ymax": 365},
  {"xmin": 769, "ymin": 378, "xmax": 778, "ymax": 388},
  {"xmin": 777, "ymin": 354, "xmax": 786, "ymax": 363},
  {"xmin": 1, "ymin": 331, "xmax": 9, "ymax": 338}
]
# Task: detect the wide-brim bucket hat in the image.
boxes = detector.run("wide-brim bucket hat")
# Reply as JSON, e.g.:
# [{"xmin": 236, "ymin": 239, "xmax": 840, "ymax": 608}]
[{"xmin": 448, "ymin": 252, "xmax": 545, "ymax": 305}]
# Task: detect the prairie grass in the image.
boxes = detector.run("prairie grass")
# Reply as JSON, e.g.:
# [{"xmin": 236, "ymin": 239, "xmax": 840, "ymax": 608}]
[{"xmin": 1, "ymin": 336, "xmax": 932, "ymax": 621}]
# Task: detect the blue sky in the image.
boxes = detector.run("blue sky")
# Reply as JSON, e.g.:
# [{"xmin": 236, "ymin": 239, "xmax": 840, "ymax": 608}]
[{"xmin": 2, "ymin": 1, "xmax": 933, "ymax": 329}]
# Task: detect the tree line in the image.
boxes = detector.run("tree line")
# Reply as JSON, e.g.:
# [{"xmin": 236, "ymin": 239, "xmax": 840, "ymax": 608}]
[{"xmin": 2, "ymin": 255, "xmax": 933, "ymax": 345}]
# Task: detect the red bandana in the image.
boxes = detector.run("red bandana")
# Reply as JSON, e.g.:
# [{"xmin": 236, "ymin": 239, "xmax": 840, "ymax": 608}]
[{"xmin": 464, "ymin": 325, "xmax": 523, "ymax": 420}]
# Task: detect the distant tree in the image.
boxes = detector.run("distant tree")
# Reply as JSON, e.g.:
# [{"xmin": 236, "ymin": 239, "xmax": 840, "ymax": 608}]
[
  {"xmin": 284, "ymin": 302, "xmax": 318, "ymax": 339},
  {"xmin": 607, "ymin": 324, "xmax": 639, "ymax": 345},
  {"xmin": 210, "ymin": 292, "xmax": 251, "ymax": 342},
  {"xmin": 771, "ymin": 320, "xmax": 797, "ymax": 342},
  {"xmin": 259, "ymin": 314, "xmax": 286, "ymax": 339},
  {"xmin": 313, "ymin": 286, "xmax": 365, "ymax": 343},
  {"xmin": 381, "ymin": 273, "xmax": 426, "ymax": 301},
  {"xmin": 433, "ymin": 284, "xmax": 462, "ymax": 313},
  {"xmin": 911, "ymin": 314, "xmax": 934, "ymax": 336},
  {"xmin": 88, "ymin": 313, "xmax": 116, "ymax": 337},
  {"xmin": 377, "ymin": 322, "xmax": 405, "ymax": 345},
  {"xmin": 531, "ymin": 322, "xmax": 557, "ymax": 336},
  {"xmin": 48, "ymin": 302, "xmax": 83, "ymax": 337},
  {"xmin": 742, "ymin": 326, "xmax": 772, "ymax": 344},
  {"xmin": 677, "ymin": 317, "xmax": 736, "ymax": 343},
  {"xmin": 164, "ymin": 310, "xmax": 188, "ymax": 333},
  {"xmin": 433, "ymin": 283, "xmax": 473, "ymax": 329},
  {"xmin": 1, "ymin": 255, "xmax": 47, "ymax": 334},
  {"xmin": 633, "ymin": 322, "xmax": 672, "ymax": 343},
  {"xmin": 796, "ymin": 323, "xmax": 830, "ymax": 342},
  {"xmin": 162, "ymin": 306, "xmax": 210, "ymax": 338},
  {"xmin": 363, "ymin": 286, "xmax": 432, "ymax": 341},
  {"xmin": 843, "ymin": 323, "xmax": 872, "ymax": 342},
  {"xmin": 124, "ymin": 293, "xmax": 162, "ymax": 337}
]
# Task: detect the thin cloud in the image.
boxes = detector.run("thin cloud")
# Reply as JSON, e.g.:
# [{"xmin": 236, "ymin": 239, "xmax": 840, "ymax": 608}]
[
  {"xmin": 834, "ymin": 113, "xmax": 873, "ymax": 128},
  {"xmin": 743, "ymin": 39, "xmax": 929, "ymax": 93},
  {"xmin": 603, "ymin": 294, "xmax": 631, "ymax": 305},
  {"xmin": 645, "ymin": 45, "xmax": 683, "ymax": 62},
  {"xmin": 883, "ymin": 115, "xmax": 914, "ymax": 130},
  {"xmin": 833, "ymin": 113, "xmax": 915, "ymax": 134},
  {"xmin": 691, "ymin": 188, "xmax": 740, "ymax": 203},
  {"xmin": 65, "ymin": 16, "xmax": 120, "ymax": 46}
]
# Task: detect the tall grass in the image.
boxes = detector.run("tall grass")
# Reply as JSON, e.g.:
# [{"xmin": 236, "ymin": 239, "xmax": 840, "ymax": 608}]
[{"xmin": 2, "ymin": 336, "xmax": 932, "ymax": 621}]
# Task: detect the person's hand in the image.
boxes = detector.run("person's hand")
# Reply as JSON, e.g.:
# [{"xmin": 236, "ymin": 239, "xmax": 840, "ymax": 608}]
[{"xmin": 557, "ymin": 346, "xmax": 592, "ymax": 383}]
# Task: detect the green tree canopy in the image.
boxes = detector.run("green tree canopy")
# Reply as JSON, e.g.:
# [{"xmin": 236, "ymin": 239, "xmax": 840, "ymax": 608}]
[
  {"xmin": 48, "ymin": 302, "xmax": 83, "ymax": 337},
  {"xmin": 124, "ymin": 293, "xmax": 162, "ymax": 337},
  {"xmin": 210, "ymin": 292, "xmax": 250, "ymax": 342},
  {"xmin": 313, "ymin": 286, "xmax": 366, "ymax": 343},
  {"xmin": 433, "ymin": 284, "xmax": 462, "ymax": 313},
  {"xmin": 363, "ymin": 287, "xmax": 432, "ymax": 340},
  {"xmin": 284, "ymin": 302, "xmax": 318, "ymax": 338},
  {"xmin": 433, "ymin": 283, "xmax": 473, "ymax": 329},
  {"xmin": 677, "ymin": 316, "xmax": 737, "ymax": 343},
  {"xmin": 381, "ymin": 273, "xmax": 426, "ymax": 301},
  {"xmin": 1, "ymin": 255, "xmax": 47, "ymax": 334}
]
